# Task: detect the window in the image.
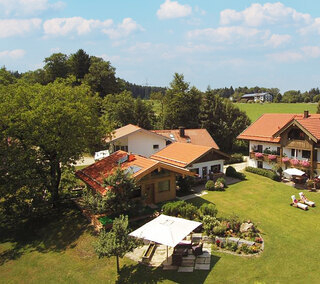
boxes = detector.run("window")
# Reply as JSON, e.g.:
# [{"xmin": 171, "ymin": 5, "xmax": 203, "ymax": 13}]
[
  {"xmin": 158, "ymin": 180, "xmax": 170, "ymax": 192},
  {"xmin": 277, "ymin": 147, "xmax": 280, "ymax": 155},
  {"xmin": 202, "ymin": 167, "xmax": 208, "ymax": 179},
  {"xmin": 257, "ymin": 145, "xmax": 263, "ymax": 152},
  {"xmin": 153, "ymin": 144, "xmax": 159, "ymax": 150},
  {"xmin": 302, "ymin": 150, "xmax": 311, "ymax": 159},
  {"xmin": 291, "ymin": 149, "xmax": 296, "ymax": 157},
  {"xmin": 210, "ymin": 165, "xmax": 221, "ymax": 174},
  {"xmin": 120, "ymin": 145, "xmax": 128, "ymax": 152},
  {"xmin": 190, "ymin": 168, "xmax": 199, "ymax": 175},
  {"xmin": 257, "ymin": 161, "xmax": 263, "ymax": 169}
]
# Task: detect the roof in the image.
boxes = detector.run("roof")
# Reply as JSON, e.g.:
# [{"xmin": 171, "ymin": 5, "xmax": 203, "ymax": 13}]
[
  {"xmin": 129, "ymin": 214, "xmax": 202, "ymax": 248},
  {"xmin": 150, "ymin": 142, "xmax": 227, "ymax": 168},
  {"xmin": 151, "ymin": 128, "xmax": 219, "ymax": 149},
  {"xmin": 105, "ymin": 124, "xmax": 168, "ymax": 143},
  {"xmin": 237, "ymin": 113, "xmax": 320, "ymax": 143},
  {"xmin": 75, "ymin": 150, "xmax": 195, "ymax": 195},
  {"xmin": 241, "ymin": 92, "xmax": 271, "ymax": 98}
]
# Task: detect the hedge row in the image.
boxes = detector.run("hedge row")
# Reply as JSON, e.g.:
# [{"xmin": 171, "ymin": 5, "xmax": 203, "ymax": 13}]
[
  {"xmin": 225, "ymin": 166, "xmax": 246, "ymax": 180},
  {"xmin": 245, "ymin": 166, "xmax": 280, "ymax": 181}
]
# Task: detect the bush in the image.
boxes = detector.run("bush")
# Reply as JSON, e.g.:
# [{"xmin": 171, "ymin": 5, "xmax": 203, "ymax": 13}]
[
  {"xmin": 213, "ymin": 224, "xmax": 228, "ymax": 236},
  {"xmin": 162, "ymin": 201, "xmax": 199, "ymax": 220},
  {"xmin": 226, "ymin": 242, "xmax": 238, "ymax": 252},
  {"xmin": 228, "ymin": 214, "xmax": 241, "ymax": 233},
  {"xmin": 177, "ymin": 176, "xmax": 194, "ymax": 193},
  {"xmin": 199, "ymin": 203, "xmax": 218, "ymax": 218},
  {"xmin": 81, "ymin": 188, "xmax": 108, "ymax": 214},
  {"xmin": 226, "ymin": 166, "xmax": 246, "ymax": 180},
  {"xmin": 239, "ymin": 244, "xmax": 251, "ymax": 254},
  {"xmin": 202, "ymin": 215, "xmax": 220, "ymax": 236},
  {"xmin": 205, "ymin": 180, "xmax": 215, "ymax": 191},
  {"xmin": 216, "ymin": 177, "xmax": 226, "ymax": 187},
  {"xmin": 225, "ymin": 153, "xmax": 244, "ymax": 165},
  {"xmin": 245, "ymin": 166, "xmax": 280, "ymax": 181}
]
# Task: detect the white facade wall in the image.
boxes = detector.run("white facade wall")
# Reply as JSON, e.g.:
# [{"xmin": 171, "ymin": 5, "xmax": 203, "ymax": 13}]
[
  {"xmin": 128, "ymin": 131, "xmax": 167, "ymax": 157},
  {"xmin": 250, "ymin": 141, "xmax": 280, "ymax": 153},
  {"xmin": 188, "ymin": 159, "xmax": 224, "ymax": 179}
]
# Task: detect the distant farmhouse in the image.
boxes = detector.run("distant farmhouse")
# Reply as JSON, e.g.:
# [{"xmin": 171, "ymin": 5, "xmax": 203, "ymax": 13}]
[{"xmin": 241, "ymin": 92, "xmax": 273, "ymax": 103}]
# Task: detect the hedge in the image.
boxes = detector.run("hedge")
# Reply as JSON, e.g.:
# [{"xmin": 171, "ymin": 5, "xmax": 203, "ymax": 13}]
[
  {"xmin": 226, "ymin": 166, "xmax": 246, "ymax": 180},
  {"xmin": 245, "ymin": 166, "xmax": 280, "ymax": 181}
]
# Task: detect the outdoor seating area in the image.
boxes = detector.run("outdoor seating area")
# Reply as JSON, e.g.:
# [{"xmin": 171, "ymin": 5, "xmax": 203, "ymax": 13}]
[{"xmin": 290, "ymin": 193, "xmax": 316, "ymax": 210}]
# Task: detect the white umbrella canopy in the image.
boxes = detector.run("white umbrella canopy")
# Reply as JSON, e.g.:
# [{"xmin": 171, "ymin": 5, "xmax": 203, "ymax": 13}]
[
  {"xmin": 283, "ymin": 168, "xmax": 305, "ymax": 178},
  {"xmin": 129, "ymin": 214, "xmax": 202, "ymax": 247}
]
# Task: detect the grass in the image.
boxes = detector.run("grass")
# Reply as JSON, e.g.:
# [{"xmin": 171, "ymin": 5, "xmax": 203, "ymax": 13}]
[
  {"xmin": 2, "ymin": 174, "xmax": 320, "ymax": 283},
  {"xmin": 236, "ymin": 102, "xmax": 318, "ymax": 122}
]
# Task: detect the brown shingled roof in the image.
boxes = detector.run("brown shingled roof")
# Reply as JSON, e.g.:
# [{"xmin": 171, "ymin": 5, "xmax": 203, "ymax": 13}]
[{"xmin": 152, "ymin": 128, "xmax": 219, "ymax": 149}]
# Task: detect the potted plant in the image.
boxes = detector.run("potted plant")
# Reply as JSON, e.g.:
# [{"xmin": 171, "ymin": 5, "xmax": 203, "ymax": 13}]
[
  {"xmin": 255, "ymin": 152, "xmax": 264, "ymax": 159},
  {"xmin": 300, "ymin": 160, "xmax": 310, "ymax": 168},
  {"xmin": 282, "ymin": 157, "xmax": 290, "ymax": 163},
  {"xmin": 290, "ymin": 159, "xmax": 299, "ymax": 167},
  {"xmin": 268, "ymin": 154, "xmax": 277, "ymax": 162}
]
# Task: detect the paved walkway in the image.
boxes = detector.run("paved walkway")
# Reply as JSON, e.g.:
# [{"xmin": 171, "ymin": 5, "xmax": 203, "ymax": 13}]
[{"xmin": 223, "ymin": 159, "xmax": 248, "ymax": 173}]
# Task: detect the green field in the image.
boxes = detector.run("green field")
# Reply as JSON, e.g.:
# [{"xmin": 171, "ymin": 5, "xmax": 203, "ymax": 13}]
[
  {"xmin": 2, "ymin": 173, "xmax": 320, "ymax": 283},
  {"xmin": 236, "ymin": 103, "xmax": 318, "ymax": 122}
]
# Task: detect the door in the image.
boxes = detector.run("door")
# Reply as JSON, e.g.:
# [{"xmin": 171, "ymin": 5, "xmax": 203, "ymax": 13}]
[
  {"xmin": 145, "ymin": 183, "xmax": 155, "ymax": 204},
  {"xmin": 202, "ymin": 167, "xmax": 208, "ymax": 180}
]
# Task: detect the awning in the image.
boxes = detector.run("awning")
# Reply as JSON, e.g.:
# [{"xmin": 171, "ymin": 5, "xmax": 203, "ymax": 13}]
[
  {"xmin": 129, "ymin": 214, "xmax": 202, "ymax": 248},
  {"xmin": 283, "ymin": 168, "xmax": 305, "ymax": 178}
]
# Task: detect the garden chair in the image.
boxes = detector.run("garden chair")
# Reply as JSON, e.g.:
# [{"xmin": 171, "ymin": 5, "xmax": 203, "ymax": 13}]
[
  {"xmin": 291, "ymin": 195, "xmax": 308, "ymax": 210},
  {"xmin": 299, "ymin": 192, "xmax": 315, "ymax": 207},
  {"xmin": 192, "ymin": 242, "xmax": 203, "ymax": 256}
]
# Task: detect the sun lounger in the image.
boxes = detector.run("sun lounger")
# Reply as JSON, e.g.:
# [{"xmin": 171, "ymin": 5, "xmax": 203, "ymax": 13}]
[
  {"xmin": 299, "ymin": 192, "xmax": 315, "ymax": 207},
  {"xmin": 291, "ymin": 195, "xmax": 308, "ymax": 210}
]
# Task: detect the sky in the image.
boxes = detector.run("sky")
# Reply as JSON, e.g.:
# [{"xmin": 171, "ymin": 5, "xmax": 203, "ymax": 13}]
[{"xmin": 1, "ymin": 0, "xmax": 320, "ymax": 93}]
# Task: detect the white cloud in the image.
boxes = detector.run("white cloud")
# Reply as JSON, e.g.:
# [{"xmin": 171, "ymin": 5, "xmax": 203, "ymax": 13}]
[
  {"xmin": 0, "ymin": 18, "xmax": 42, "ymax": 38},
  {"xmin": 102, "ymin": 18, "xmax": 144, "ymax": 39},
  {"xmin": 157, "ymin": 0, "xmax": 192, "ymax": 20},
  {"xmin": 187, "ymin": 26, "xmax": 263, "ymax": 43},
  {"xmin": 0, "ymin": 49, "xmax": 26, "ymax": 59},
  {"xmin": 220, "ymin": 2, "xmax": 312, "ymax": 27},
  {"xmin": 301, "ymin": 46, "xmax": 320, "ymax": 58},
  {"xmin": 265, "ymin": 34, "xmax": 291, "ymax": 47},
  {"xmin": 0, "ymin": 0, "xmax": 65, "ymax": 17},
  {"xmin": 43, "ymin": 17, "xmax": 113, "ymax": 36},
  {"xmin": 299, "ymin": 18, "xmax": 320, "ymax": 35},
  {"xmin": 268, "ymin": 50, "xmax": 304, "ymax": 62}
]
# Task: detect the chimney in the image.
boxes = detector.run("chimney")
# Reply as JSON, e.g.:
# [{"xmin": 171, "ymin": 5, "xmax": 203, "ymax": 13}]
[
  {"xmin": 179, "ymin": 126, "xmax": 185, "ymax": 137},
  {"xmin": 304, "ymin": 110, "xmax": 309, "ymax": 119}
]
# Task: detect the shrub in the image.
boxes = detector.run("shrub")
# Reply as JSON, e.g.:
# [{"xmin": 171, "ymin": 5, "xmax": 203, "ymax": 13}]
[
  {"xmin": 214, "ymin": 180, "xmax": 225, "ymax": 191},
  {"xmin": 226, "ymin": 242, "xmax": 238, "ymax": 252},
  {"xmin": 81, "ymin": 188, "xmax": 108, "ymax": 214},
  {"xmin": 177, "ymin": 176, "xmax": 194, "ymax": 193},
  {"xmin": 199, "ymin": 203, "xmax": 218, "ymax": 218},
  {"xmin": 245, "ymin": 166, "xmax": 280, "ymax": 181},
  {"xmin": 225, "ymin": 153, "xmax": 244, "ymax": 165},
  {"xmin": 213, "ymin": 224, "xmax": 228, "ymax": 236},
  {"xmin": 239, "ymin": 244, "xmax": 251, "ymax": 254},
  {"xmin": 162, "ymin": 201, "xmax": 199, "ymax": 220},
  {"xmin": 205, "ymin": 180, "xmax": 215, "ymax": 191},
  {"xmin": 226, "ymin": 166, "xmax": 246, "ymax": 180},
  {"xmin": 228, "ymin": 214, "xmax": 241, "ymax": 233},
  {"xmin": 202, "ymin": 215, "xmax": 220, "ymax": 235}
]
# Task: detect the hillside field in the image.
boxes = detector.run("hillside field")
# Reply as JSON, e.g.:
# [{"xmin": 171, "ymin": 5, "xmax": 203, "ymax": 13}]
[{"xmin": 236, "ymin": 103, "xmax": 318, "ymax": 122}]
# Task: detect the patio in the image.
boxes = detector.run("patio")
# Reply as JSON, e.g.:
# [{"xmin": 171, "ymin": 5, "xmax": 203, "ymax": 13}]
[{"xmin": 125, "ymin": 233, "xmax": 212, "ymax": 272}]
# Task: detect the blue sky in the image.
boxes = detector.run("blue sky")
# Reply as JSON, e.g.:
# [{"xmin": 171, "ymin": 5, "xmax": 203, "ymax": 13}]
[{"xmin": 1, "ymin": 0, "xmax": 320, "ymax": 93}]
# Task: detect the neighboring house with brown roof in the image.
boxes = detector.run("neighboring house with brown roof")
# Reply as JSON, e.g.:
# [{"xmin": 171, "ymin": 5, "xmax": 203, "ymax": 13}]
[
  {"xmin": 151, "ymin": 142, "xmax": 229, "ymax": 180},
  {"xmin": 151, "ymin": 127, "xmax": 220, "ymax": 149},
  {"xmin": 104, "ymin": 124, "xmax": 170, "ymax": 158},
  {"xmin": 76, "ymin": 150, "xmax": 196, "ymax": 204},
  {"xmin": 237, "ymin": 111, "xmax": 320, "ymax": 176}
]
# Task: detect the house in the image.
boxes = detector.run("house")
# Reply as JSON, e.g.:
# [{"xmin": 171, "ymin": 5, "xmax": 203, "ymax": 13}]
[
  {"xmin": 241, "ymin": 92, "xmax": 273, "ymax": 103},
  {"xmin": 150, "ymin": 142, "xmax": 229, "ymax": 180},
  {"xmin": 75, "ymin": 150, "xmax": 196, "ymax": 204},
  {"xmin": 105, "ymin": 124, "xmax": 170, "ymax": 157},
  {"xmin": 152, "ymin": 127, "xmax": 220, "ymax": 149},
  {"xmin": 237, "ymin": 111, "xmax": 320, "ymax": 176}
]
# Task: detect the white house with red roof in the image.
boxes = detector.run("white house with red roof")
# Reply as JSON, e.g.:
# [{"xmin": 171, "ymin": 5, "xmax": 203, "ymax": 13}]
[{"xmin": 238, "ymin": 111, "xmax": 320, "ymax": 176}]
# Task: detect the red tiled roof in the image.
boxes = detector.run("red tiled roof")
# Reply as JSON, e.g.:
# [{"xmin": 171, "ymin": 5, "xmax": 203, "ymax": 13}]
[
  {"xmin": 151, "ymin": 142, "xmax": 217, "ymax": 168},
  {"xmin": 152, "ymin": 128, "xmax": 219, "ymax": 149},
  {"xmin": 237, "ymin": 113, "xmax": 320, "ymax": 143}
]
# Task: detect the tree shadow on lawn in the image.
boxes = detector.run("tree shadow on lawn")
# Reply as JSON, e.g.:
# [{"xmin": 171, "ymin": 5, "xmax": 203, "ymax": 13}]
[
  {"xmin": 117, "ymin": 255, "xmax": 220, "ymax": 284},
  {"xmin": 0, "ymin": 202, "xmax": 90, "ymax": 266}
]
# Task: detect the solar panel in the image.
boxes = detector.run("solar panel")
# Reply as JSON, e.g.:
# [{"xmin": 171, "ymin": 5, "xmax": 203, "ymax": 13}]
[{"xmin": 125, "ymin": 165, "xmax": 142, "ymax": 175}]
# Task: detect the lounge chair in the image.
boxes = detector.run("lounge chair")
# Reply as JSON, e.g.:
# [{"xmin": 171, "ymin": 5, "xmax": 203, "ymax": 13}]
[
  {"xmin": 192, "ymin": 242, "xmax": 203, "ymax": 256},
  {"xmin": 299, "ymin": 192, "xmax": 315, "ymax": 207},
  {"xmin": 291, "ymin": 195, "xmax": 308, "ymax": 210}
]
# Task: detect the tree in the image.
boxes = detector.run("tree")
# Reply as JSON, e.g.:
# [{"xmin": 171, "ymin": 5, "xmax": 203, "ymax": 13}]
[
  {"xmin": 163, "ymin": 73, "xmax": 201, "ymax": 129},
  {"xmin": 84, "ymin": 56, "xmax": 119, "ymax": 97},
  {"xmin": 0, "ymin": 66, "xmax": 16, "ymax": 85},
  {"xmin": 0, "ymin": 79, "xmax": 104, "ymax": 204},
  {"xmin": 273, "ymin": 93, "xmax": 282, "ymax": 103},
  {"xmin": 68, "ymin": 49, "xmax": 91, "ymax": 80},
  {"xmin": 282, "ymin": 90, "xmax": 302, "ymax": 103},
  {"xmin": 44, "ymin": 53, "xmax": 70, "ymax": 82},
  {"xmin": 133, "ymin": 98, "xmax": 156, "ymax": 129},
  {"xmin": 317, "ymin": 101, "xmax": 320, "ymax": 114},
  {"xmin": 104, "ymin": 167, "xmax": 143, "ymax": 216},
  {"xmin": 94, "ymin": 215, "xmax": 140, "ymax": 274},
  {"xmin": 199, "ymin": 89, "xmax": 251, "ymax": 152}
]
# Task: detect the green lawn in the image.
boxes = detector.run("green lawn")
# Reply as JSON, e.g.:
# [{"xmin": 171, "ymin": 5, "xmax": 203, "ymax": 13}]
[
  {"xmin": 1, "ymin": 174, "xmax": 320, "ymax": 283},
  {"xmin": 236, "ymin": 103, "xmax": 318, "ymax": 122}
]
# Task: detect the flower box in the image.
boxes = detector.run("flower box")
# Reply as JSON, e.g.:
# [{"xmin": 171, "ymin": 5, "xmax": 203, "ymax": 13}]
[
  {"xmin": 290, "ymin": 159, "xmax": 299, "ymax": 166},
  {"xmin": 300, "ymin": 160, "xmax": 310, "ymax": 167},
  {"xmin": 282, "ymin": 157, "xmax": 290, "ymax": 163},
  {"xmin": 268, "ymin": 154, "xmax": 277, "ymax": 161},
  {"xmin": 255, "ymin": 152, "xmax": 264, "ymax": 159}
]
